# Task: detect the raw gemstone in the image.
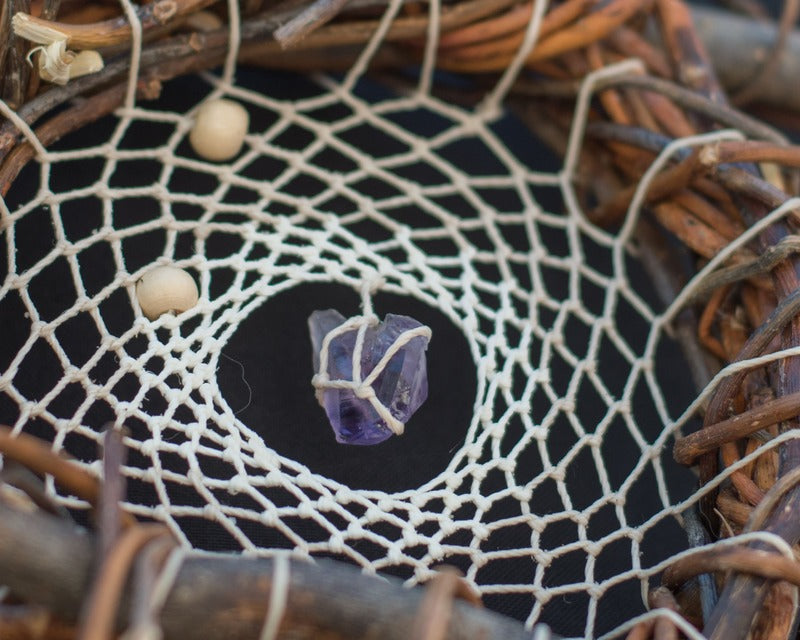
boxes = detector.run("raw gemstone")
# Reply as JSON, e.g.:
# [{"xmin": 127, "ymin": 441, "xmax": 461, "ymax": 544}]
[{"xmin": 308, "ymin": 309, "xmax": 430, "ymax": 445}]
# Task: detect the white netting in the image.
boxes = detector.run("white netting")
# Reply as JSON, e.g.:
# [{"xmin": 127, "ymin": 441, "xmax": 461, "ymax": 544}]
[{"xmin": 1, "ymin": 2, "xmax": 778, "ymax": 638}]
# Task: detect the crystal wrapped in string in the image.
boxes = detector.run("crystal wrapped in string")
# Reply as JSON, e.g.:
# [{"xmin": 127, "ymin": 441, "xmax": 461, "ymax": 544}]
[{"xmin": 309, "ymin": 310, "xmax": 431, "ymax": 445}]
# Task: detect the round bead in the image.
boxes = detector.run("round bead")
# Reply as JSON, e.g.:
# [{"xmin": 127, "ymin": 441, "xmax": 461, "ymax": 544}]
[
  {"xmin": 189, "ymin": 98, "xmax": 249, "ymax": 162},
  {"xmin": 136, "ymin": 266, "xmax": 199, "ymax": 320}
]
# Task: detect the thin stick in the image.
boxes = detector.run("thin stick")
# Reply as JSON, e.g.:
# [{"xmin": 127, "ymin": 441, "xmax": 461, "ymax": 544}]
[
  {"xmin": 664, "ymin": 547, "xmax": 800, "ymax": 591},
  {"xmin": 673, "ymin": 392, "xmax": 800, "ymax": 465},
  {"xmin": 697, "ymin": 285, "xmax": 728, "ymax": 360},
  {"xmin": 0, "ymin": 2, "xmax": 10, "ymax": 101},
  {"xmin": 591, "ymin": 150, "xmax": 699, "ymax": 223},
  {"xmin": 599, "ymin": 75, "xmax": 786, "ymax": 144},
  {"xmin": 4, "ymin": 0, "xmax": 32, "ymax": 110},
  {"xmin": 0, "ymin": 426, "xmax": 136, "ymax": 527},
  {"xmin": 700, "ymin": 140, "xmax": 800, "ymax": 168},
  {"xmin": 608, "ymin": 26, "xmax": 673, "ymax": 78},
  {"xmin": 716, "ymin": 488, "xmax": 753, "ymax": 528},
  {"xmin": 0, "ymin": 461, "xmax": 72, "ymax": 518},
  {"xmin": 99, "ymin": 427, "xmax": 128, "ymax": 558},
  {"xmin": 687, "ymin": 236, "xmax": 800, "ymax": 302},
  {"xmin": 648, "ymin": 587, "xmax": 681, "ymax": 640},
  {"xmin": 78, "ymin": 525, "xmax": 171, "ymax": 640},
  {"xmin": 437, "ymin": 0, "xmax": 649, "ymax": 72},
  {"xmin": 436, "ymin": 0, "xmax": 595, "ymax": 59},
  {"xmin": 0, "ymin": 81, "xmax": 127, "ymax": 196},
  {"xmin": 411, "ymin": 568, "xmax": 482, "ymax": 640},
  {"xmin": 0, "ymin": 426, "xmax": 100, "ymax": 505},
  {"xmin": 651, "ymin": 200, "xmax": 731, "ymax": 259},
  {"xmin": 274, "ymin": 0, "xmax": 351, "ymax": 49},
  {"xmin": 656, "ymin": 0, "xmax": 724, "ymax": 103},
  {"xmin": 13, "ymin": 0, "xmax": 218, "ymax": 49},
  {"xmin": 673, "ymin": 190, "xmax": 744, "ymax": 240},
  {"xmin": 721, "ymin": 441, "xmax": 766, "ymax": 506}
]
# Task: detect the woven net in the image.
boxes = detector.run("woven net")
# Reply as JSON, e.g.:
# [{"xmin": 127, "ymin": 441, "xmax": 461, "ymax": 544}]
[{"xmin": 1, "ymin": 2, "xmax": 779, "ymax": 638}]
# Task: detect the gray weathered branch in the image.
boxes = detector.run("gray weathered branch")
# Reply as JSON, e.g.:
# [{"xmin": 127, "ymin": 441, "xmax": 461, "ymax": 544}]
[{"xmin": 0, "ymin": 499, "xmax": 552, "ymax": 640}]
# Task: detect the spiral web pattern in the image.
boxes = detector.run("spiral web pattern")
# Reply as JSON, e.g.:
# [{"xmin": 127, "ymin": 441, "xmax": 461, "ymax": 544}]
[{"xmin": 0, "ymin": 2, "xmax": 750, "ymax": 638}]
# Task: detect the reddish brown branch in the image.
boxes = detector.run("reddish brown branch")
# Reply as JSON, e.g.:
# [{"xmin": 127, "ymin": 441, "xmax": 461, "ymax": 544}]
[
  {"xmin": 13, "ymin": 0, "xmax": 218, "ymax": 49},
  {"xmin": 674, "ymin": 389, "xmax": 800, "ymax": 465},
  {"xmin": 0, "ymin": 426, "xmax": 136, "ymax": 527},
  {"xmin": 664, "ymin": 547, "xmax": 800, "ymax": 591}
]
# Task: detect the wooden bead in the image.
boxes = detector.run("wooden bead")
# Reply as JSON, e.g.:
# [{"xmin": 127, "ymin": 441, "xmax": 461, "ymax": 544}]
[
  {"xmin": 136, "ymin": 266, "xmax": 199, "ymax": 320},
  {"xmin": 189, "ymin": 98, "xmax": 249, "ymax": 162}
]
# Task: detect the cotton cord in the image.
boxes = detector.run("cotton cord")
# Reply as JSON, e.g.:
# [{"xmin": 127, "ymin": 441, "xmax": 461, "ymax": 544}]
[
  {"xmin": 117, "ymin": 0, "xmax": 143, "ymax": 110},
  {"xmin": 531, "ymin": 624, "xmax": 554, "ymax": 640},
  {"xmin": 148, "ymin": 547, "xmax": 187, "ymax": 613},
  {"xmin": 481, "ymin": 0, "xmax": 550, "ymax": 117},
  {"xmin": 119, "ymin": 544, "xmax": 185, "ymax": 640},
  {"xmin": 0, "ymin": 97, "xmax": 48, "ymax": 158},
  {"xmin": 259, "ymin": 555, "xmax": 291, "ymax": 640}
]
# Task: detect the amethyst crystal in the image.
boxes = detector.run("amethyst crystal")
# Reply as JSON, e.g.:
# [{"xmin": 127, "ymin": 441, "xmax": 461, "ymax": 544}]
[{"xmin": 308, "ymin": 310, "xmax": 430, "ymax": 445}]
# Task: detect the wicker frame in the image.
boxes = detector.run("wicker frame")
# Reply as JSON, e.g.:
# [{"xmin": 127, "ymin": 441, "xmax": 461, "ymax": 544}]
[{"xmin": 2, "ymin": 1, "xmax": 800, "ymax": 638}]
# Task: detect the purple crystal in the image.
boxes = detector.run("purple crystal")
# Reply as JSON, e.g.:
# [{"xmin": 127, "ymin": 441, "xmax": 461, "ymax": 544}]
[{"xmin": 308, "ymin": 310, "xmax": 430, "ymax": 445}]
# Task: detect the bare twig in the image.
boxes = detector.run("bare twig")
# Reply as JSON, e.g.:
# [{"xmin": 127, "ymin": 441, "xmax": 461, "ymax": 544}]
[
  {"xmin": 686, "ymin": 235, "xmax": 800, "ymax": 302},
  {"xmin": 3, "ymin": 0, "xmax": 32, "ymax": 110},
  {"xmin": 77, "ymin": 525, "xmax": 171, "ymax": 640},
  {"xmin": 437, "ymin": 0, "xmax": 650, "ymax": 72},
  {"xmin": 411, "ymin": 568, "xmax": 483, "ymax": 640},
  {"xmin": 0, "ymin": 426, "xmax": 136, "ymax": 527},
  {"xmin": 0, "ymin": 461, "xmax": 71, "ymax": 519},
  {"xmin": 274, "ymin": 0, "xmax": 351, "ymax": 49},
  {"xmin": 674, "ymin": 390, "xmax": 800, "ymax": 465},
  {"xmin": 700, "ymin": 139, "xmax": 800, "ymax": 168},
  {"xmin": 595, "ymin": 75, "xmax": 786, "ymax": 144},
  {"xmin": 664, "ymin": 547, "xmax": 800, "ymax": 591},
  {"xmin": 12, "ymin": 0, "xmax": 218, "ymax": 49},
  {"xmin": 99, "ymin": 427, "xmax": 128, "ymax": 558},
  {"xmin": 657, "ymin": 0, "xmax": 725, "ymax": 103}
]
